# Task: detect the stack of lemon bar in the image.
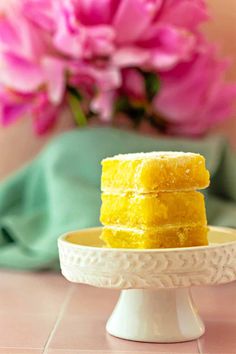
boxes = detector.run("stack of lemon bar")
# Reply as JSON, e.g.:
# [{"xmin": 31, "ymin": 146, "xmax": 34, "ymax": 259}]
[{"xmin": 100, "ymin": 152, "xmax": 210, "ymax": 249}]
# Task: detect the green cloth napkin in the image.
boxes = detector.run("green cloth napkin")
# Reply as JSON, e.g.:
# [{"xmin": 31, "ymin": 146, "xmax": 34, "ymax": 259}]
[{"xmin": 0, "ymin": 127, "xmax": 235, "ymax": 270}]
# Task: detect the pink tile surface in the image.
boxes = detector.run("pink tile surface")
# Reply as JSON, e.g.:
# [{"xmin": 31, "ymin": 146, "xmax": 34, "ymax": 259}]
[
  {"xmin": 49, "ymin": 285, "xmax": 198, "ymax": 353},
  {"xmin": 0, "ymin": 271, "xmax": 236, "ymax": 353},
  {"xmin": 47, "ymin": 351, "xmax": 188, "ymax": 354},
  {"xmin": 0, "ymin": 313, "xmax": 56, "ymax": 348},
  {"xmin": 193, "ymin": 283, "xmax": 236, "ymax": 353},
  {"xmin": 199, "ymin": 320, "xmax": 236, "ymax": 353},
  {"xmin": 65, "ymin": 285, "xmax": 119, "ymax": 318},
  {"xmin": 0, "ymin": 350, "xmax": 41, "ymax": 354},
  {"xmin": 0, "ymin": 271, "xmax": 69, "ymax": 315},
  {"xmin": 49, "ymin": 316, "xmax": 198, "ymax": 353},
  {"xmin": 192, "ymin": 282, "xmax": 236, "ymax": 320}
]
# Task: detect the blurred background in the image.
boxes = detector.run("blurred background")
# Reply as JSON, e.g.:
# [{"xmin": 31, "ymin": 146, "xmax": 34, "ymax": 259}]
[{"xmin": 0, "ymin": 0, "xmax": 235, "ymax": 181}]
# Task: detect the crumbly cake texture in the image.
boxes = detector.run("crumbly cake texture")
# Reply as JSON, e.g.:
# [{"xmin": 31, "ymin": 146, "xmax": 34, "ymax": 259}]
[
  {"xmin": 100, "ymin": 191, "xmax": 207, "ymax": 229},
  {"xmin": 101, "ymin": 226, "xmax": 209, "ymax": 249},
  {"xmin": 101, "ymin": 151, "xmax": 210, "ymax": 193},
  {"xmin": 100, "ymin": 151, "xmax": 209, "ymax": 249}
]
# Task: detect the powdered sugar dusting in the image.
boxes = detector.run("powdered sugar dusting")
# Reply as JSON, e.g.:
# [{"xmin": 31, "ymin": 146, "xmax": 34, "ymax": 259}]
[{"xmin": 103, "ymin": 151, "xmax": 201, "ymax": 162}]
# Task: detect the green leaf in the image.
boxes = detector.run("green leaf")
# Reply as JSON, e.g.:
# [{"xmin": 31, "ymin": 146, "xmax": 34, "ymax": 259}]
[
  {"xmin": 68, "ymin": 92, "xmax": 87, "ymax": 126},
  {"xmin": 67, "ymin": 86, "xmax": 83, "ymax": 101},
  {"xmin": 115, "ymin": 96, "xmax": 130, "ymax": 112},
  {"xmin": 144, "ymin": 72, "xmax": 160, "ymax": 102}
]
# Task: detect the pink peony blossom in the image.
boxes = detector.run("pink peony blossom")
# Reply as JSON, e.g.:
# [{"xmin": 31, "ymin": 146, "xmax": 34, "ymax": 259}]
[
  {"xmin": 156, "ymin": 0, "xmax": 209, "ymax": 31},
  {"xmin": 0, "ymin": 8, "xmax": 66, "ymax": 96},
  {"xmin": 0, "ymin": 87, "xmax": 61, "ymax": 134},
  {"xmin": 122, "ymin": 69, "xmax": 146, "ymax": 101},
  {"xmin": 0, "ymin": 5, "xmax": 67, "ymax": 133},
  {"xmin": 0, "ymin": 0, "xmax": 235, "ymax": 136},
  {"xmin": 0, "ymin": 87, "xmax": 32, "ymax": 125},
  {"xmin": 91, "ymin": 91, "xmax": 116, "ymax": 121},
  {"xmin": 154, "ymin": 46, "xmax": 236, "ymax": 135},
  {"xmin": 32, "ymin": 92, "xmax": 62, "ymax": 134},
  {"xmin": 43, "ymin": 0, "xmax": 197, "ymax": 70}
]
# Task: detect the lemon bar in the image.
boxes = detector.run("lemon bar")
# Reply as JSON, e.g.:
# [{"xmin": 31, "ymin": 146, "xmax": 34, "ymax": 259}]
[
  {"xmin": 101, "ymin": 226, "xmax": 209, "ymax": 249},
  {"xmin": 100, "ymin": 191, "xmax": 206, "ymax": 228},
  {"xmin": 101, "ymin": 152, "xmax": 209, "ymax": 192}
]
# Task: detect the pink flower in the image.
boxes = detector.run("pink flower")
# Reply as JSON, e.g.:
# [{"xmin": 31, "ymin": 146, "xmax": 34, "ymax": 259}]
[
  {"xmin": 0, "ymin": 0, "xmax": 235, "ymax": 135},
  {"xmin": 22, "ymin": 0, "xmax": 55, "ymax": 31},
  {"xmin": 154, "ymin": 46, "xmax": 236, "ymax": 135},
  {"xmin": 2, "ymin": 13, "xmax": 67, "ymax": 98},
  {"xmin": 0, "ymin": 87, "xmax": 32, "ymax": 125},
  {"xmin": 122, "ymin": 69, "xmax": 146, "ymax": 101},
  {"xmin": 0, "ymin": 52, "xmax": 44, "ymax": 93},
  {"xmin": 23, "ymin": 0, "xmax": 199, "ymax": 71},
  {"xmin": 91, "ymin": 91, "xmax": 115, "ymax": 121},
  {"xmin": 157, "ymin": 0, "xmax": 209, "ymax": 31},
  {"xmin": 0, "ymin": 5, "xmax": 68, "ymax": 132},
  {"xmin": 32, "ymin": 92, "xmax": 62, "ymax": 134},
  {"xmin": 0, "ymin": 0, "xmax": 20, "ymax": 14},
  {"xmin": 0, "ymin": 87, "xmax": 61, "ymax": 135}
]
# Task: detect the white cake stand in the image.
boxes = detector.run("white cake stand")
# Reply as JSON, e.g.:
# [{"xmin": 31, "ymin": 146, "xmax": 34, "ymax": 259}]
[{"xmin": 58, "ymin": 226, "xmax": 236, "ymax": 343}]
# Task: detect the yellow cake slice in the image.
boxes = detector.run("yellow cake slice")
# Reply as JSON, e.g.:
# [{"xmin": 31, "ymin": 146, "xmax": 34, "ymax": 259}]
[
  {"xmin": 101, "ymin": 151, "xmax": 210, "ymax": 193},
  {"xmin": 101, "ymin": 225, "xmax": 209, "ymax": 249},
  {"xmin": 100, "ymin": 191, "xmax": 207, "ymax": 229}
]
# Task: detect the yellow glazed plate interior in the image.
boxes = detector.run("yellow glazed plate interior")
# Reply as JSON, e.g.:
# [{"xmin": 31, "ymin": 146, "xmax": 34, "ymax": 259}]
[{"xmin": 61, "ymin": 226, "xmax": 236, "ymax": 250}]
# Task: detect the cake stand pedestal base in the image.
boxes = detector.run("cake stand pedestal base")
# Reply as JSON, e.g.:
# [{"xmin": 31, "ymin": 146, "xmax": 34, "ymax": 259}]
[{"xmin": 106, "ymin": 288, "xmax": 205, "ymax": 343}]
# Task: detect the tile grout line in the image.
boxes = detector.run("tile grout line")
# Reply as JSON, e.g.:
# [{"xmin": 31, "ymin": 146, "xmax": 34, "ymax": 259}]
[
  {"xmin": 42, "ymin": 284, "xmax": 75, "ymax": 354},
  {"xmin": 197, "ymin": 338, "xmax": 203, "ymax": 354}
]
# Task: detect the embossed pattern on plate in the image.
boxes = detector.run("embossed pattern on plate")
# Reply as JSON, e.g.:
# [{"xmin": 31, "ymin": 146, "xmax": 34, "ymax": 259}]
[{"xmin": 58, "ymin": 226, "xmax": 236, "ymax": 289}]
